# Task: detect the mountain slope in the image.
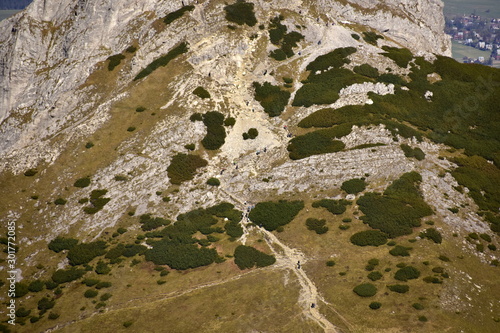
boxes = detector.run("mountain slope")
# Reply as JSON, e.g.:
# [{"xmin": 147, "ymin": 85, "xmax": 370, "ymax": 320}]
[{"xmin": 0, "ymin": 1, "xmax": 499, "ymax": 333}]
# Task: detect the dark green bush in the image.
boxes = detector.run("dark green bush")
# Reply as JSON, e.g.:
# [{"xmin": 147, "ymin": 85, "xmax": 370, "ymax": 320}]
[
  {"xmin": 123, "ymin": 320, "xmax": 134, "ymax": 328},
  {"xmin": 167, "ymin": 153, "xmax": 208, "ymax": 185},
  {"xmin": 367, "ymin": 271, "xmax": 383, "ymax": 281},
  {"xmin": 293, "ymin": 68, "xmax": 368, "ymax": 107},
  {"xmin": 28, "ymin": 280, "xmax": 44, "ymax": 293},
  {"xmin": 400, "ymin": 144, "xmax": 425, "ymax": 161},
  {"xmin": 95, "ymin": 281, "xmax": 112, "ymax": 289},
  {"xmin": 85, "ymin": 142, "xmax": 94, "ymax": 149},
  {"xmin": 431, "ymin": 267, "xmax": 444, "ymax": 273},
  {"xmin": 353, "ymin": 64, "xmax": 379, "ymax": 78},
  {"xmin": 234, "ymin": 245, "xmax": 276, "ymax": 269},
  {"xmin": 134, "ymin": 42, "xmax": 188, "ymax": 81},
  {"xmin": 24, "ymin": 168, "xmax": 38, "ymax": 176},
  {"xmin": 84, "ymin": 289, "xmax": 98, "ymax": 298},
  {"xmin": 419, "ymin": 228, "xmax": 442, "ymax": 244},
  {"xmin": 305, "ymin": 218, "xmax": 328, "ymax": 234},
  {"xmin": 381, "ymin": 46, "xmax": 413, "ymax": 68},
  {"xmin": 184, "ymin": 143, "xmax": 195, "ymax": 151},
  {"xmin": 83, "ymin": 190, "xmax": 111, "ymax": 214},
  {"xmin": 201, "ymin": 111, "xmax": 226, "ymax": 150},
  {"xmin": 353, "ymin": 283, "xmax": 377, "ymax": 297},
  {"xmin": 412, "ymin": 303, "xmax": 424, "ymax": 310},
  {"xmin": 350, "ymin": 230, "xmax": 388, "ymax": 246},
  {"xmin": 306, "ymin": 47, "xmax": 356, "ymax": 72},
  {"xmin": 326, "ymin": 260, "xmax": 336, "ymax": 267},
  {"xmin": 54, "ymin": 198, "xmax": 67, "ymax": 205},
  {"xmin": 139, "ymin": 214, "xmax": 171, "ymax": 232},
  {"xmin": 351, "ymin": 33, "xmax": 360, "ymax": 40},
  {"xmin": 438, "ymin": 255, "xmax": 450, "ymax": 262},
  {"xmin": 288, "ymin": 130, "xmax": 345, "ymax": 160},
  {"xmin": 190, "ymin": 113, "xmax": 203, "ymax": 122},
  {"xmin": 15, "ymin": 307, "xmax": 31, "ymax": 317},
  {"xmin": 389, "ymin": 245, "xmax": 412, "ymax": 257},
  {"xmin": 48, "ymin": 312, "xmax": 60, "ymax": 320},
  {"xmin": 394, "ymin": 266, "xmax": 420, "ymax": 281},
  {"xmin": 341, "ymin": 178, "xmax": 367, "ymax": 194},
  {"xmin": 206, "ymin": 177, "xmax": 220, "ymax": 186},
  {"xmin": 51, "ymin": 267, "xmax": 86, "ymax": 284},
  {"xmin": 387, "ymin": 284, "xmax": 409, "ymax": 293},
  {"xmin": 127, "ymin": 126, "xmax": 136, "ymax": 132},
  {"xmin": 82, "ymin": 278, "xmax": 100, "ymax": 287},
  {"xmin": 135, "ymin": 106, "xmax": 146, "ymax": 112},
  {"xmin": 193, "ymin": 86, "xmax": 210, "ymax": 99},
  {"xmin": 144, "ymin": 241, "xmax": 217, "ymax": 270},
  {"xmin": 67, "ymin": 241, "xmax": 107, "ymax": 265},
  {"xmin": 225, "ymin": 221, "xmax": 243, "ymax": 238},
  {"xmin": 107, "ymin": 54, "xmax": 125, "ymax": 71},
  {"xmin": 357, "ymin": 172, "xmax": 433, "ymax": 238},
  {"xmin": 312, "ymin": 199, "xmax": 351, "ymax": 215},
  {"xmin": 369, "ymin": 302, "xmax": 381, "ymax": 309},
  {"xmin": 126, "ymin": 46, "xmax": 137, "ymax": 53},
  {"xmin": 163, "ymin": 5, "xmax": 194, "ymax": 25},
  {"xmin": 45, "ymin": 280, "xmax": 59, "ymax": 290},
  {"xmin": 224, "ymin": 0, "xmax": 257, "ymax": 26},
  {"xmin": 37, "ymin": 297, "xmax": 55, "ymax": 311},
  {"xmin": 362, "ymin": 31, "xmax": 383, "ymax": 45},
  {"xmin": 224, "ymin": 117, "xmax": 236, "ymax": 126},
  {"xmin": 253, "ymin": 82, "xmax": 290, "ymax": 117},
  {"xmin": 418, "ymin": 315, "xmax": 428, "ymax": 322},
  {"xmin": 74, "ymin": 177, "xmax": 91, "ymax": 188},
  {"xmin": 14, "ymin": 282, "xmax": 29, "ymax": 298},
  {"xmin": 95, "ymin": 261, "xmax": 111, "ymax": 275},
  {"xmin": 377, "ymin": 73, "xmax": 406, "ymax": 85},
  {"xmin": 48, "ymin": 237, "xmax": 78, "ymax": 253},
  {"xmin": 267, "ymin": 16, "xmax": 304, "ymax": 60},
  {"xmin": 479, "ymin": 233, "xmax": 492, "ymax": 242},
  {"xmin": 423, "ymin": 276, "xmax": 442, "ymax": 284},
  {"xmin": 248, "ymin": 200, "xmax": 304, "ymax": 231}
]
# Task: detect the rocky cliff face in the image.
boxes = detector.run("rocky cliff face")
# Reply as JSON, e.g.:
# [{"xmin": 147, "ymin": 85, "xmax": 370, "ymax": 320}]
[{"xmin": 0, "ymin": 0, "xmax": 450, "ymax": 172}]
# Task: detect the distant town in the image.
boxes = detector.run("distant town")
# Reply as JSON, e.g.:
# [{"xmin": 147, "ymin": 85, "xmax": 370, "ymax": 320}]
[{"xmin": 445, "ymin": 13, "xmax": 500, "ymax": 66}]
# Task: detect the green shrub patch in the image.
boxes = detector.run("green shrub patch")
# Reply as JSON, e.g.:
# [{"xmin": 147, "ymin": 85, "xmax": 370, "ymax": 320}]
[
  {"xmin": 224, "ymin": 0, "xmax": 257, "ymax": 26},
  {"xmin": 419, "ymin": 228, "xmax": 442, "ymax": 244},
  {"xmin": 167, "ymin": 153, "xmax": 208, "ymax": 185},
  {"xmin": 193, "ymin": 86, "xmax": 210, "ymax": 99},
  {"xmin": 381, "ymin": 46, "xmax": 413, "ymax": 68},
  {"xmin": 234, "ymin": 245, "xmax": 276, "ymax": 269},
  {"xmin": 134, "ymin": 42, "xmax": 188, "ymax": 81},
  {"xmin": 389, "ymin": 245, "xmax": 412, "ymax": 257},
  {"xmin": 268, "ymin": 16, "xmax": 304, "ymax": 60},
  {"xmin": 67, "ymin": 241, "xmax": 107, "ymax": 265},
  {"xmin": 74, "ymin": 177, "xmax": 91, "ymax": 188},
  {"xmin": 253, "ymin": 82, "xmax": 290, "ymax": 117},
  {"xmin": 48, "ymin": 237, "xmax": 78, "ymax": 253},
  {"xmin": 305, "ymin": 218, "xmax": 328, "ymax": 234},
  {"xmin": 367, "ymin": 271, "xmax": 383, "ymax": 281},
  {"xmin": 341, "ymin": 178, "xmax": 367, "ymax": 194},
  {"xmin": 350, "ymin": 230, "xmax": 388, "ymax": 246},
  {"xmin": 163, "ymin": 5, "xmax": 194, "ymax": 25},
  {"xmin": 249, "ymin": 200, "xmax": 304, "ymax": 231},
  {"xmin": 51, "ymin": 267, "xmax": 86, "ymax": 284},
  {"xmin": 357, "ymin": 172, "xmax": 433, "ymax": 238},
  {"xmin": 394, "ymin": 266, "xmax": 420, "ymax": 281},
  {"xmin": 107, "ymin": 54, "xmax": 125, "ymax": 71},
  {"xmin": 139, "ymin": 214, "xmax": 171, "ymax": 232},
  {"xmin": 353, "ymin": 283, "xmax": 377, "ymax": 297},
  {"xmin": 353, "ymin": 64, "xmax": 379, "ymax": 78},
  {"xmin": 144, "ymin": 241, "xmax": 217, "ymax": 270},
  {"xmin": 387, "ymin": 284, "xmax": 409, "ymax": 293},
  {"xmin": 363, "ymin": 31, "xmax": 383, "ymax": 45},
  {"xmin": 312, "ymin": 199, "xmax": 351, "ymax": 215},
  {"xmin": 400, "ymin": 144, "xmax": 425, "ymax": 161},
  {"xmin": 287, "ymin": 129, "xmax": 346, "ymax": 160},
  {"xmin": 206, "ymin": 177, "xmax": 221, "ymax": 186},
  {"xmin": 369, "ymin": 302, "xmax": 382, "ymax": 309},
  {"xmin": 83, "ymin": 190, "xmax": 111, "ymax": 214},
  {"xmin": 200, "ymin": 111, "xmax": 226, "ymax": 150}
]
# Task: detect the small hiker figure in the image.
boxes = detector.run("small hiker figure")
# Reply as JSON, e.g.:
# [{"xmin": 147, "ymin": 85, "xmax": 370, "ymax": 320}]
[
  {"xmin": 297, "ymin": 261, "xmax": 301, "ymax": 269},
  {"xmin": 311, "ymin": 303, "xmax": 316, "ymax": 308}
]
